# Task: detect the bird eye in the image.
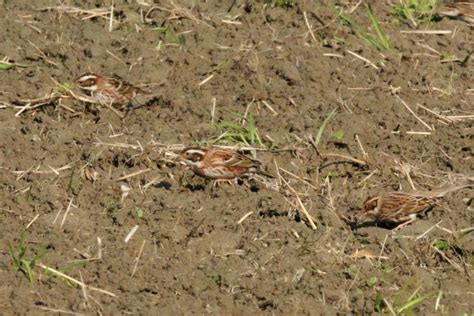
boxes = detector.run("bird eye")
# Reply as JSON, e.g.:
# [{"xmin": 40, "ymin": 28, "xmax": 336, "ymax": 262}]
[{"xmin": 82, "ymin": 79, "xmax": 95, "ymax": 86}]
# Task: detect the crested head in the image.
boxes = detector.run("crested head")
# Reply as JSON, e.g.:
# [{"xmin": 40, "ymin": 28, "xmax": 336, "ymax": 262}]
[
  {"xmin": 75, "ymin": 73, "xmax": 100, "ymax": 91},
  {"xmin": 180, "ymin": 147, "xmax": 207, "ymax": 165}
]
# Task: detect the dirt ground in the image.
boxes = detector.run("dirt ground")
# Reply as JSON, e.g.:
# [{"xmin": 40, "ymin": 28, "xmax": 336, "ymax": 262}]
[{"xmin": 0, "ymin": 0, "xmax": 473, "ymax": 314}]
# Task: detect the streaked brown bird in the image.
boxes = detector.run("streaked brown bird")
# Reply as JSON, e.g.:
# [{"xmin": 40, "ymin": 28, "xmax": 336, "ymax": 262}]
[{"xmin": 360, "ymin": 185, "xmax": 472, "ymax": 229}]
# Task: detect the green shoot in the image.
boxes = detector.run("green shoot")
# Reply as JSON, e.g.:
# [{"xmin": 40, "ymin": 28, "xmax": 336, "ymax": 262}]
[
  {"xmin": 0, "ymin": 62, "xmax": 14, "ymax": 70},
  {"xmin": 367, "ymin": 5, "xmax": 391, "ymax": 50},
  {"xmin": 135, "ymin": 207, "xmax": 145, "ymax": 220},
  {"xmin": 334, "ymin": 5, "xmax": 391, "ymax": 51},
  {"xmin": 391, "ymin": 0, "xmax": 439, "ymax": 26},
  {"xmin": 374, "ymin": 293, "xmax": 385, "ymax": 313},
  {"xmin": 433, "ymin": 239, "xmax": 449, "ymax": 250},
  {"xmin": 315, "ymin": 108, "xmax": 337, "ymax": 145},
  {"xmin": 458, "ymin": 227, "xmax": 474, "ymax": 239},
  {"xmin": 8, "ymin": 232, "xmax": 47, "ymax": 283},
  {"xmin": 333, "ymin": 130, "xmax": 345, "ymax": 140},
  {"xmin": 367, "ymin": 276, "xmax": 378, "ymax": 287},
  {"xmin": 271, "ymin": 0, "xmax": 294, "ymax": 9},
  {"xmin": 154, "ymin": 27, "xmax": 186, "ymax": 46},
  {"xmin": 215, "ymin": 113, "xmax": 263, "ymax": 147},
  {"xmin": 0, "ymin": 56, "xmax": 28, "ymax": 70},
  {"xmin": 334, "ymin": 6, "xmax": 353, "ymax": 27},
  {"xmin": 396, "ymin": 288, "xmax": 431, "ymax": 314}
]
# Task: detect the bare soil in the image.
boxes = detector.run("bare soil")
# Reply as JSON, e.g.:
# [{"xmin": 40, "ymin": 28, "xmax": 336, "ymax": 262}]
[{"xmin": 0, "ymin": 0, "xmax": 473, "ymax": 314}]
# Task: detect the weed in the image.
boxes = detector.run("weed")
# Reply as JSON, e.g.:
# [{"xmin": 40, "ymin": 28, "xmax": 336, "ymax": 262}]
[
  {"xmin": 334, "ymin": 6, "xmax": 353, "ymax": 27},
  {"xmin": 433, "ymin": 239, "xmax": 466, "ymax": 256},
  {"xmin": 396, "ymin": 287, "xmax": 431, "ymax": 314},
  {"xmin": 332, "ymin": 130, "xmax": 345, "ymax": 140},
  {"xmin": 154, "ymin": 27, "xmax": 186, "ymax": 46},
  {"xmin": 366, "ymin": 5, "xmax": 391, "ymax": 50},
  {"xmin": 315, "ymin": 108, "xmax": 337, "ymax": 145},
  {"xmin": 8, "ymin": 232, "xmax": 47, "ymax": 283},
  {"xmin": 271, "ymin": 0, "xmax": 294, "ymax": 9},
  {"xmin": 334, "ymin": 5, "xmax": 391, "ymax": 51},
  {"xmin": 214, "ymin": 113, "xmax": 263, "ymax": 146},
  {"xmin": 135, "ymin": 207, "xmax": 145, "ymax": 220},
  {"xmin": 374, "ymin": 292, "xmax": 385, "ymax": 312},
  {"xmin": 367, "ymin": 276, "xmax": 378, "ymax": 287},
  {"xmin": 0, "ymin": 56, "xmax": 28, "ymax": 70},
  {"xmin": 391, "ymin": 0, "xmax": 439, "ymax": 26}
]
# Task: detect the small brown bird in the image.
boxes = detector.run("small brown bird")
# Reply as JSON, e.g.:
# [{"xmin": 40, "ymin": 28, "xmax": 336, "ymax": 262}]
[
  {"xmin": 180, "ymin": 147, "xmax": 273, "ymax": 184},
  {"xmin": 436, "ymin": 2, "xmax": 474, "ymax": 25},
  {"xmin": 360, "ymin": 185, "xmax": 472, "ymax": 230},
  {"xmin": 75, "ymin": 73, "xmax": 148, "ymax": 116}
]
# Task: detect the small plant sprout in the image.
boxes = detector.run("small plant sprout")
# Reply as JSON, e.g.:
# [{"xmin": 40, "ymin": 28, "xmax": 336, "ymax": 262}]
[
  {"xmin": 396, "ymin": 287, "xmax": 431, "ymax": 314},
  {"xmin": 315, "ymin": 108, "xmax": 337, "ymax": 145},
  {"xmin": 154, "ymin": 27, "xmax": 186, "ymax": 47},
  {"xmin": 334, "ymin": 5, "xmax": 391, "ymax": 51},
  {"xmin": 215, "ymin": 113, "xmax": 264, "ymax": 147},
  {"xmin": 271, "ymin": 0, "xmax": 294, "ymax": 9},
  {"xmin": 333, "ymin": 130, "xmax": 345, "ymax": 140},
  {"xmin": 0, "ymin": 56, "xmax": 28, "ymax": 70},
  {"xmin": 8, "ymin": 232, "xmax": 47, "ymax": 283},
  {"xmin": 391, "ymin": 0, "xmax": 439, "ymax": 27}
]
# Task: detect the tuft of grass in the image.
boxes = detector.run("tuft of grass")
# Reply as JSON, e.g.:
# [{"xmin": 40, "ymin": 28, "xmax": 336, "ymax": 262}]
[
  {"xmin": 271, "ymin": 0, "xmax": 294, "ymax": 9},
  {"xmin": 8, "ymin": 232, "xmax": 47, "ymax": 283},
  {"xmin": 214, "ymin": 113, "xmax": 263, "ymax": 147},
  {"xmin": 154, "ymin": 27, "xmax": 186, "ymax": 46},
  {"xmin": 334, "ymin": 5, "xmax": 391, "ymax": 51},
  {"xmin": 366, "ymin": 5, "xmax": 391, "ymax": 50},
  {"xmin": 433, "ymin": 238, "xmax": 466, "ymax": 256},
  {"xmin": 391, "ymin": 0, "xmax": 439, "ymax": 26}
]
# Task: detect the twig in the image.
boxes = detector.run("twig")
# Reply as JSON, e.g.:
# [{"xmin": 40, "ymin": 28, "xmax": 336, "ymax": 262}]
[
  {"xmin": 116, "ymin": 168, "xmax": 151, "ymax": 181},
  {"xmin": 237, "ymin": 211, "xmax": 254, "ymax": 224},
  {"xmin": 280, "ymin": 177, "xmax": 317, "ymax": 230},
  {"xmin": 131, "ymin": 239, "xmax": 146, "ymax": 277},
  {"xmin": 125, "ymin": 225, "xmax": 139, "ymax": 243},
  {"xmin": 346, "ymin": 50, "xmax": 379, "ymax": 70},
  {"xmin": 416, "ymin": 220, "xmax": 443, "ymax": 241},
  {"xmin": 396, "ymin": 95, "xmax": 433, "ymax": 131},
  {"xmin": 26, "ymin": 214, "xmax": 40, "ymax": 230},
  {"xmin": 60, "ymin": 198, "xmax": 76, "ymax": 230},
  {"xmin": 401, "ymin": 30, "xmax": 451, "ymax": 34},
  {"xmin": 303, "ymin": 11, "xmax": 317, "ymax": 43},
  {"xmin": 37, "ymin": 263, "xmax": 117, "ymax": 297}
]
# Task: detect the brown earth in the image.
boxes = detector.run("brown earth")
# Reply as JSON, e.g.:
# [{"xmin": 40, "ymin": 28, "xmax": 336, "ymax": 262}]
[{"xmin": 0, "ymin": 0, "xmax": 473, "ymax": 314}]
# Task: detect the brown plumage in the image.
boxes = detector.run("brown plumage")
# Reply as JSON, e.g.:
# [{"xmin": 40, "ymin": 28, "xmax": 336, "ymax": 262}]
[
  {"xmin": 360, "ymin": 185, "xmax": 472, "ymax": 229},
  {"xmin": 180, "ymin": 147, "xmax": 273, "ymax": 181},
  {"xmin": 436, "ymin": 2, "xmax": 474, "ymax": 25},
  {"xmin": 75, "ymin": 73, "xmax": 147, "ymax": 108}
]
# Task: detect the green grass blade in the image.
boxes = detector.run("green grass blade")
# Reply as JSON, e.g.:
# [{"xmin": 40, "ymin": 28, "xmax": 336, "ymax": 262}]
[
  {"xmin": 397, "ymin": 293, "xmax": 430, "ymax": 313},
  {"xmin": 7, "ymin": 242, "xmax": 21, "ymax": 270},
  {"xmin": 367, "ymin": 5, "xmax": 390, "ymax": 50},
  {"xmin": 0, "ymin": 62, "xmax": 15, "ymax": 70},
  {"xmin": 315, "ymin": 108, "xmax": 337, "ymax": 145}
]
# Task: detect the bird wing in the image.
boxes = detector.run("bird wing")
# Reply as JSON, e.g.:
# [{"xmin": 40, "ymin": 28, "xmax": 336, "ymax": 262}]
[{"xmin": 379, "ymin": 193, "xmax": 437, "ymax": 221}]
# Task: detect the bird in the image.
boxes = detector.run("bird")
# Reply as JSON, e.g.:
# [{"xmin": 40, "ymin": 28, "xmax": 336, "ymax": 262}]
[
  {"xmin": 180, "ymin": 146, "xmax": 273, "ymax": 184},
  {"xmin": 436, "ymin": 2, "xmax": 474, "ymax": 25},
  {"xmin": 75, "ymin": 73, "xmax": 148, "ymax": 117},
  {"xmin": 359, "ymin": 184, "xmax": 473, "ymax": 230}
]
